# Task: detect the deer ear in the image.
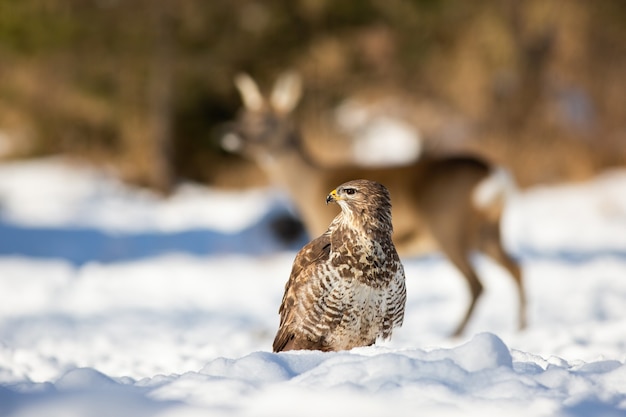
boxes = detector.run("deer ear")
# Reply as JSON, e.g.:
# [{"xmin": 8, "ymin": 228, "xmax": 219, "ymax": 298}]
[
  {"xmin": 234, "ymin": 73, "xmax": 264, "ymax": 111},
  {"xmin": 271, "ymin": 71, "xmax": 302, "ymax": 114}
]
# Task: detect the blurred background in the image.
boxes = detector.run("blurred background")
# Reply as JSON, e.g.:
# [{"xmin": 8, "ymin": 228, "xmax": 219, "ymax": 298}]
[{"xmin": 0, "ymin": 0, "xmax": 625, "ymax": 193}]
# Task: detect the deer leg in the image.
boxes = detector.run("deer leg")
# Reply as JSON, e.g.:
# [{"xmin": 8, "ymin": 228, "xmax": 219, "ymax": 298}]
[
  {"xmin": 479, "ymin": 222, "xmax": 527, "ymax": 331},
  {"xmin": 444, "ymin": 251, "xmax": 483, "ymax": 337},
  {"xmin": 482, "ymin": 240, "xmax": 526, "ymax": 331},
  {"xmin": 497, "ymin": 249, "xmax": 526, "ymax": 330}
]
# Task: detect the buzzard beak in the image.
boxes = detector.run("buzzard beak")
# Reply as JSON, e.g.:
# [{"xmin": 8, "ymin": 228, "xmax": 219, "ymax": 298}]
[{"xmin": 326, "ymin": 189, "xmax": 338, "ymax": 205}]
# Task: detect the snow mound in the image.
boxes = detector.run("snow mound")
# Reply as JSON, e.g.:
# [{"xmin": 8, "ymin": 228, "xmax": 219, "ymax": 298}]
[
  {"xmin": 3, "ymin": 334, "xmax": 626, "ymax": 417},
  {"xmin": 424, "ymin": 332, "xmax": 513, "ymax": 372}
]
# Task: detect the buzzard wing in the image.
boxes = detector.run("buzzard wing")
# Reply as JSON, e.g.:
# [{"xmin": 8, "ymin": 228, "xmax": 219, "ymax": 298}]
[
  {"xmin": 382, "ymin": 262, "xmax": 407, "ymax": 339},
  {"xmin": 273, "ymin": 232, "xmax": 332, "ymax": 352}
]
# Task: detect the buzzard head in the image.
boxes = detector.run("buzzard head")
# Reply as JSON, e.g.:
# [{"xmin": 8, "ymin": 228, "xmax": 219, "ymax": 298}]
[{"xmin": 325, "ymin": 179, "xmax": 393, "ymax": 231}]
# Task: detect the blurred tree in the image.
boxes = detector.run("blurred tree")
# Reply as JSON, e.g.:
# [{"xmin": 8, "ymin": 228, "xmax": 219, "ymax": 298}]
[{"xmin": 0, "ymin": 0, "xmax": 623, "ymax": 188}]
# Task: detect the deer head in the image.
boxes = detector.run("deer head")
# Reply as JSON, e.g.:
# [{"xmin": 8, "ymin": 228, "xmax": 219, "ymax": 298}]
[{"xmin": 223, "ymin": 71, "xmax": 303, "ymax": 166}]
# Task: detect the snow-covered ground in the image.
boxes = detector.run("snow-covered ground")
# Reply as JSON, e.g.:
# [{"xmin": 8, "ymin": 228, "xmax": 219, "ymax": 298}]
[{"xmin": 0, "ymin": 157, "xmax": 625, "ymax": 417}]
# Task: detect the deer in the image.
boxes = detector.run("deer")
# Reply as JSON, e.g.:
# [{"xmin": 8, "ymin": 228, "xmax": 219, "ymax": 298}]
[{"xmin": 223, "ymin": 71, "xmax": 525, "ymax": 337}]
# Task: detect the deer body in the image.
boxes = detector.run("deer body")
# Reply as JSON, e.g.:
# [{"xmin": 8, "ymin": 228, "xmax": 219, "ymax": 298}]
[{"xmin": 227, "ymin": 72, "xmax": 525, "ymax": 336}]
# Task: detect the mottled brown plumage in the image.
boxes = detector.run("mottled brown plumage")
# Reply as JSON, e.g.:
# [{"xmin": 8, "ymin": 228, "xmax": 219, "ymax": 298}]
[{"xmin": 273, "ymin": 179, "xmax": 406, "ymax": 352}]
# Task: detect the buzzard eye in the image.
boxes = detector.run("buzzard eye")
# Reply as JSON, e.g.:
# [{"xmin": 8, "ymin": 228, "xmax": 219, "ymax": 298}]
[{"xmin": 345, "ymin": 188, "xmax": 356, "ymax": 195}]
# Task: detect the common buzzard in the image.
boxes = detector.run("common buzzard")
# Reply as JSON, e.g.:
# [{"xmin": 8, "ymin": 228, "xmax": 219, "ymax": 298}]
[{"xmin": 273, "ymin": 179, "xmax": 407, "ymax": 352}]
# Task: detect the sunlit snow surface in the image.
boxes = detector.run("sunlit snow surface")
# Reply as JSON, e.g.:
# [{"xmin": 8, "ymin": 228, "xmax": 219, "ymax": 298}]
[{"xmin": 1, "ymin": 157, "xmax": 626, "ymax": 416}]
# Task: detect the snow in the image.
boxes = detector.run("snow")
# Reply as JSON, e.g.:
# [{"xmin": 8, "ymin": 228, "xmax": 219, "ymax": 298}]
[
  {"xmin": 1, "ymin": 157, "xmax": 626, "ymax": 416},
  {"xmin": 0, "ymin": 157, "xmax": 277, "ymax": 233},
  {"xmin": 335, "ymin": 99, "xmax": 422, "ymax": 166}
]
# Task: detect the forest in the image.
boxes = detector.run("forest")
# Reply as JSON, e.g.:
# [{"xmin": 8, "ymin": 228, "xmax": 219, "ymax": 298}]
[{"xmin": 0, "ymin": 0, "xmax": 624, "ymax": 191}]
